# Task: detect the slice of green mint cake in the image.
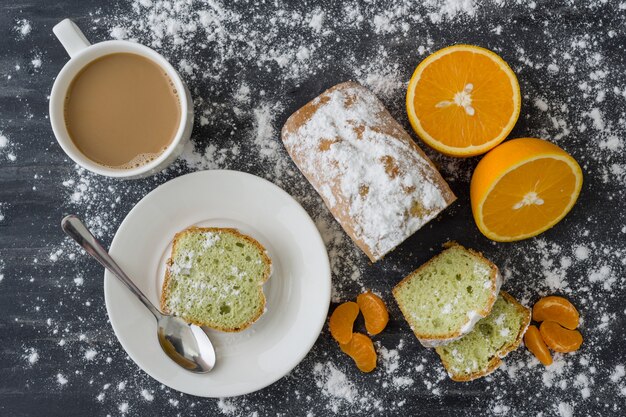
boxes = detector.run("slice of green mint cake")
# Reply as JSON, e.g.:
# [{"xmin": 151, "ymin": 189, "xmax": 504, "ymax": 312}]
[
  {"xmin": 435, "ymin": 291, "xmax": 531, "ymax": 381},
  {"xmin": 161, "ymin": 227, "xmax": 272, "ymax": 332},
  {"xmin": 392, "ymin": 244, "xmax": 502, "ymax": 347}
]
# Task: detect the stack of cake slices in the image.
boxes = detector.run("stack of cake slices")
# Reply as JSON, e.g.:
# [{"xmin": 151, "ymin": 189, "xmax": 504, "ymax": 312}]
[{"xmin": 392, "ymin": 243, "xmax": 530, "ymax": 381}]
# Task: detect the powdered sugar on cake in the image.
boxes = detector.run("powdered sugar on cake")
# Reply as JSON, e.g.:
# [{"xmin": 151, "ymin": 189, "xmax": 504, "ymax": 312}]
[
  {"xmin": 283, "ymin": 83, "xmax": 454, "ymax": 260},
  {"xmin": 201, "ymin": 232, "xmax": 220, "ymax": 249},
  {"xmin": 416, "ymin": 267, "xmax": 503, "ymax": 349}
]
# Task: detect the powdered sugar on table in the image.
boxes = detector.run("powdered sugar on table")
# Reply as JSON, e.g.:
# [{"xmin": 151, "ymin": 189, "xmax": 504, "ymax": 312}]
[{"xmin": 2, "ymin": 0, "xmax": 626, "ymax": 416}]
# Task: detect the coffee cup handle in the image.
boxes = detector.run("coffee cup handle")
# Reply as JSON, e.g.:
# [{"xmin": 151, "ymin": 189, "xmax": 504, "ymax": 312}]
[{"xmin": 53, "ymin": 19, "xmax": 91, "ymax": 58}]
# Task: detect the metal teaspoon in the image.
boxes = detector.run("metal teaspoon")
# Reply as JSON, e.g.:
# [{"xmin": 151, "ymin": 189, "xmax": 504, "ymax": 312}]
[{"xmin": 61, "ymin": 215, "xmax": 216, "ymax": 373}]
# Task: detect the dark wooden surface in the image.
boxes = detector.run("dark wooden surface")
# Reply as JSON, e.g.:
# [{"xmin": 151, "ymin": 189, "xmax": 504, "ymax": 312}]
[{"xmin": 1, "ymin": 1, "xmax": 625, "ymax": 416}]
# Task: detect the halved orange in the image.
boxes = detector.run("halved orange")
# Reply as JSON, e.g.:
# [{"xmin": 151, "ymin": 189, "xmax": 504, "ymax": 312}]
[
  {"xmin": 407, "ymin": 44, "xmax": 521, "ymax": 157},
  {"xmin": 470, "ymin": 138, "xmax": 583, "ymax": 242}
]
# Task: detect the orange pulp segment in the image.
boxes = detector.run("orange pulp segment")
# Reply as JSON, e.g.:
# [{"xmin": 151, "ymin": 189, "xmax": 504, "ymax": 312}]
[
  {"xmin": 356, "ymin": 291, "xmax": 389, "ymax": 335},
  {"xmin": 539, "ymin": 321, "xmax": 583, "ymax": 353},
  {"xmin": 329, "ymin": 301, "xmax": 360, "ymax": 344},
  {"xmin": 470, "ymin": 138, "xmax": 583, "ymax": 241},
  {"xmin": 533, "ymin": 296, "xmax": 579, "ymax": 330},
  {"xmin": 406, "ymin": 44, "xmax": 521, "ymax": 157},
  {"xmin": 524, "ymin": 325, "xmax": 553, "ymax": 366},
  {"xmin": 340, "ymin": 332, "xmax": 377, "ymax": 373}
]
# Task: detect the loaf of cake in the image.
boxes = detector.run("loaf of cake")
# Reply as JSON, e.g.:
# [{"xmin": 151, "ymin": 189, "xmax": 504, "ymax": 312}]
[
  {"xmin": 282, "ymin": 82, "xmax": 456, "ymax": 262},
  {"xmin": 392, "ymin": 244, "xmax": 502, "ymax": 347},
  {"xmin": 161, "ymin": 227, "xmax": 272, "ymax": 332}
]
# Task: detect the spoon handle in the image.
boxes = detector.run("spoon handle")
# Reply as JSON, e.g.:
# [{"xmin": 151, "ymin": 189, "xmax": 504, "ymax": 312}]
[{"xmin": 61, "ymin": 215, "xmax": 162, "ymax": 319}]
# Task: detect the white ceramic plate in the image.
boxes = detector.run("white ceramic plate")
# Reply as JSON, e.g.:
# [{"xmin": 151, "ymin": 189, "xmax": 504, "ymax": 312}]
[{"xmin": 104, "ymin": 170, "xmax": 331, "ymax": 397}]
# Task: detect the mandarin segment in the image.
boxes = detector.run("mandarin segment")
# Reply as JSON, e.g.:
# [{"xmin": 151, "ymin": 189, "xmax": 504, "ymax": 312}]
[
  {"xmin": 329, "ymin": 301, "xmax": 360, "ymax": 344},
  {"xmin": 339, "ymin": 332, "xmax": 377, "ymax": 373},
  {"xmin": 533, "ymin": 296, "xmax": 579, "ymax": 330},
  {"xmin": 539, "ymin": 321, "xmax": 583, "ymax": 353},
  {"xmin": 524, "ymin": 325, "xmax": 553, "ymax": 366},
  {"xmin": 406, "ymin": 44, "xmax": 521, "ymax": 157},
  {"xmin": 470, "ymin": 138, "xmax": 583, "ymax": 242},
  {"xmin": 356, "ymin": 291, "xmax": 389, "ymax": 335}
]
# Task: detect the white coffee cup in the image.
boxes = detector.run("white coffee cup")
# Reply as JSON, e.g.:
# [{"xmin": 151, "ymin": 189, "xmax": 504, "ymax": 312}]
[{"xmin": 50, "ymin": 19, "xmax": 194, "ymax": 179}]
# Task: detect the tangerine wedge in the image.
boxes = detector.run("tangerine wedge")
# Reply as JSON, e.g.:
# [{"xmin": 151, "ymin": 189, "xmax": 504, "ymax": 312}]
[
  {"xmin": 356, "ymin": 291, "xmax": 389, "ymax": 335},
  {"xmin": 470, "ymin": 138, "xmax": 583, "ymax": 242},
  {"xmin": 524, "ymin": 325, "xmax": 553, "ymax": 366},
  {"xmin": 340, "ymin": 332, "xmax": 377, "ymax": 373},
  {"xmin": 329, "ymin": 301, "xmax": 360, "ymax": 344},
  {"xmin": 406, "ymin": 44, "xmax": 521, "ymax": 157},
  {"xmin": 533, "ymin": 296, "xmax": 579, "ymax": 330},
  {"xmin": 540, "ymin": 321, "xmax": 583, "ymax": 353}
]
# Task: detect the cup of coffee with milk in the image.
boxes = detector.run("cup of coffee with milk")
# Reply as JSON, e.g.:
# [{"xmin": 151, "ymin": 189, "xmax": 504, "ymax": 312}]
[{"xmin": 49, "ymin": 19, "xmax": 193, "ymax": 179}]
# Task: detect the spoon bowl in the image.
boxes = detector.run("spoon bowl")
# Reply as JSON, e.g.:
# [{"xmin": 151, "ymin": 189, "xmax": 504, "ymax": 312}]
[
  {"xmin": 61, "ymin": 214, "xmax": 216, "ymax": 373},
  {"xmin": 157, "ymin": 316, "xmax": 216, "ymax": 372}
]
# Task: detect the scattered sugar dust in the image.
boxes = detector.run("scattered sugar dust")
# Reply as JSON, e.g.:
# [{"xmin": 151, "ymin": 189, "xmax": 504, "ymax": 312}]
[
  {"xmin": 313, "ymin": 362, "xmax": 358, "ymax": 411},
  {"xmin": 14, "ymin": 19, "xmax": 32, "ymax": 38},
  {"xmin": 574, "ymin": 245, "xmax": 589, "ymax": 261},
  {"xmin": 557, "ymin": 402, "xmax": 574, "ymax": 417},
  {"xmin": 118, "ymin": 402, "xmax": 129, "ymax": 414},
  {"xmin": 217, "ymin": 398, "xmax": 238, "ymax": 414},
  {"xmin": 24, "ymin": 348, "xmax": 39, "ymax": 365},
  {"xmin": 110, "ymin": 26, "xmax": 128, "ymax": 40},
  {"xmin": 31, "ymin": 55, "xmax": 42, "ymax": 69},
  {"xmin": 56, "ymin": 373, "xmax": 68, "ymax": 385},
  {"xmin": 610, "ymin": 365, "xmax": 625, "ymax": 383},
  {"xmin": 425, "ymin": 0, "xmax": 478, "ymax": 22},
  {"xmin": 84, "ymin": 349, "xmax": 98, "ymax": 361},
  {"xmin": 140, "ymin": 389, "xmax": 154, "ymax": 401},
  {"xmin": 0, "ymin": 133, "xmax": 8, "ymax": 148},
  {"xmin": 5, "ymin": 0, "xmax": 626, "ymax": 416},
  {"xmin": 0, "ymin": 132, "xmax": 17, "ymax": 162}
]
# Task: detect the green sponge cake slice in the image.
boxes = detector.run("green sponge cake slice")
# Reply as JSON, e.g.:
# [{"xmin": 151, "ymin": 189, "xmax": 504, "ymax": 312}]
[
  {"xmin": 161, "ymin": 227, "xmax": 272, "ymax": 332},
  {"xmin": 435, "ymin": 291, "xmax": 531, "ymax": 381},
  {"xmin": 392, "ymin": 244, "xmax": 501, "ymax": 347}
]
